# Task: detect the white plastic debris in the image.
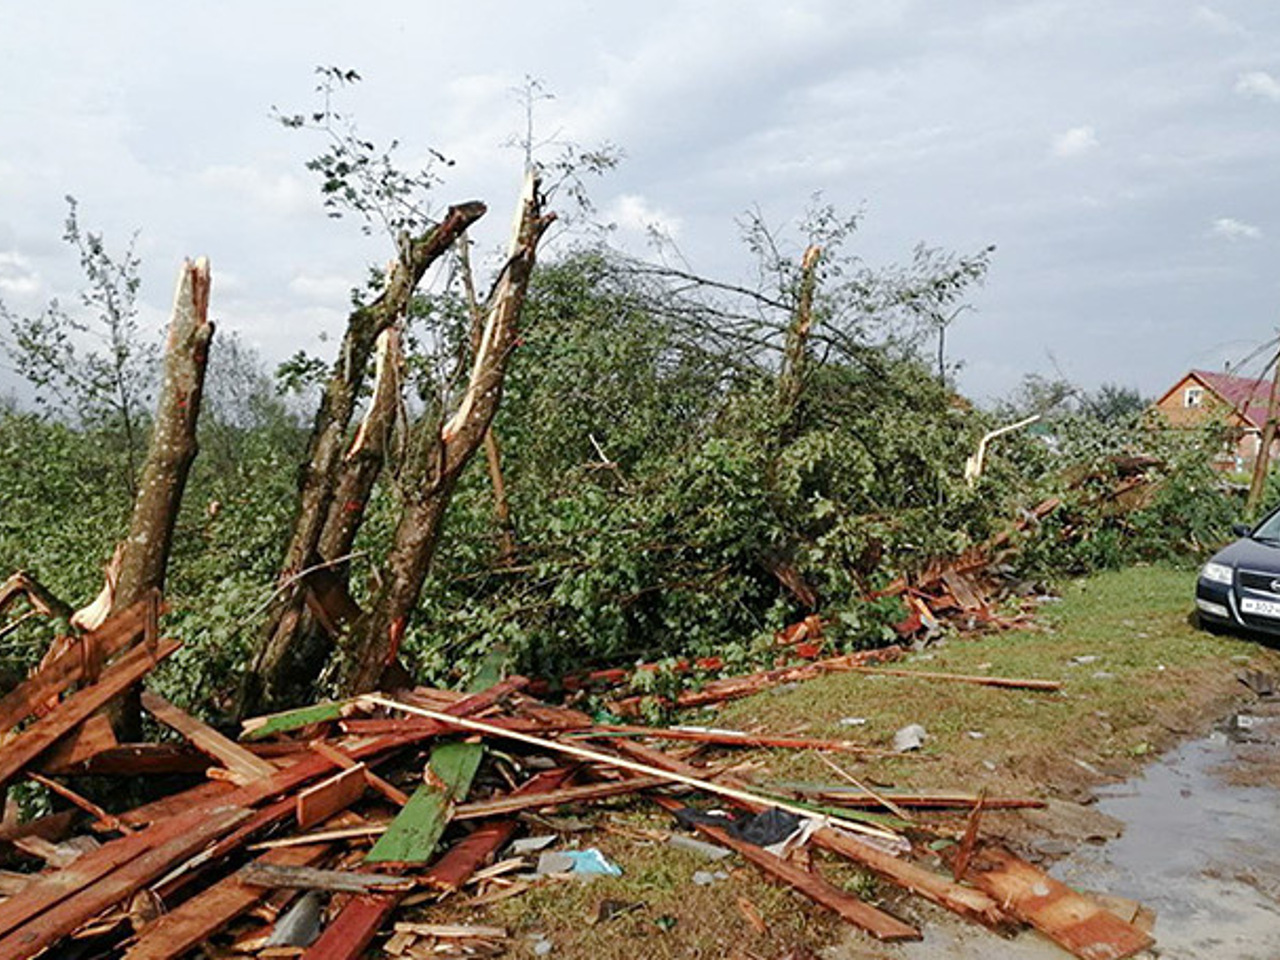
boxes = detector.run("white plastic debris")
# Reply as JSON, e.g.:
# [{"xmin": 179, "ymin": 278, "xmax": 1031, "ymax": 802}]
[{"xmin": 893, "ymin": 723, "xmax": 928, "ymax": 752}]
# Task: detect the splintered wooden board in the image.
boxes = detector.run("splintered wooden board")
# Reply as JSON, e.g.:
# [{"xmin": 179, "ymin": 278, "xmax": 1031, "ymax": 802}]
[
  {"xmin": 970, "ymin": 847, "xmax": 1154, "ymax": 960},
  {"xmin": 364, "ymin": 742, "xmax": 483, "ymax": 864}
]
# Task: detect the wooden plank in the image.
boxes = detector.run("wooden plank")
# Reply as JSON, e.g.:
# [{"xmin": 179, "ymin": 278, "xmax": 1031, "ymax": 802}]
[
  {"xmin": 652, "ymin": 796, "xmax": 919, "ymax": 942},
  {"xmin": 309, "ymin": 739, "xmax": 410, "ymax": 806},
  {"xmin": 123, "ymin": 844, "xmax": 330, "ymax": 960},
  {"xmin": 780, "ymin": 786, "xmax": 1044, "ymax": 810},
  {"xmin": 968, "ymin": 847, "xmax": 1153, "ymax": 960},
  {"xmin": 813, "ymin": 827, "xmax": 1009, "ymax": 930},
  {"xmin": 0, "ymin": 637, "xmax": 181, "ymax": 791},
  {"xmin": 586, "ymin": 724, "xmax": 893, "ymax": 755},
  {"xmin": 0, "ymin": 594, "xmax": 161, "ymax": 733},
  {"xmin": 453, "ymin": 775, "xmax": 666, "ymax": 819},
  {"xmin": 296, "ymin": 764, "xmax": 367, "ymax": 829},
  {"xmin": 241, "ymin": 863, "xmax": 415, "ymax": 894},
  {"xmin": 140, "ymin": 690, "xmax": 277, "ymax": 784},
  {"xmin": 365, "ymin": 742, "xmax": 483, "ymax": 864},
  {"xmin": 121, "ymin": 779, "xmax": 235, "ymax": 827},
  {"xmin": 403, "ymin": 675, "xmax": 528, "ymax": 715},
  {"xmin": 844, "ymin": 666, "xmax": 1061, "ymax": 691},
  {"xmin": 340, "ymin": 714, "xmax": 580, "ymax": 737},
  {"xmin": 37, "ymin": 712, "xmax": 118, "ymax": 771},
  {"xmin": 0, "ymin": 804, "xmax": 249, "ymax": 957},
  {"xmin": 301, "ymin": 768, "xmax": 572, "ymax": 960}
]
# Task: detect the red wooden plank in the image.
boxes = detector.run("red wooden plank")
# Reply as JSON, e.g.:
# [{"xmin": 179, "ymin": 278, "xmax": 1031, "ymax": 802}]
[
  {"xmin": 123, "ymin": 844, "xmax": 330, "ymax": 960},
  {"xmin": 969, "ymin": 847, "xmax": 1153, "ymax": 960},
  {"xmin": 296, "ymin": 765, "xmax": 367, "ymax": 829},
  {"xmin": 0, "ymin": 593, "xmax": 161, "ymax": 733},
  {"xmin": 0, "ymin": 804, "xmax": 249, "ymax": 955},
  {"xmin": 0, "ymin": 637, "xmax": 181, "ymax": 791}
]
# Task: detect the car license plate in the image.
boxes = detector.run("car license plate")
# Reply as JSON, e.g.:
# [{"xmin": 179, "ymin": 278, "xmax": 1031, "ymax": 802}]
[{"xmin": 1241, "ymin": 597, "xmax": 1280, "ymax": 618}]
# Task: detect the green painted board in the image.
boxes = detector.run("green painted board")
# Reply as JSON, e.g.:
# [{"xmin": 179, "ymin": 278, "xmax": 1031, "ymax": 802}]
[
  {"xmin": 365, "ymin": 741, "xmax": 483, "ymax": 863},
  {"xmin": 240, "ymin": 699, "xmax": 353, "ymax": 741}
]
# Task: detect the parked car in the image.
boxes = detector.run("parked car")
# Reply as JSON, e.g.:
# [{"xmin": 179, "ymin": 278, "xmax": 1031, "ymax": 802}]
[{"xmin": 1196, "ymin": 509, "xmax": 1280, "ymax": 635}]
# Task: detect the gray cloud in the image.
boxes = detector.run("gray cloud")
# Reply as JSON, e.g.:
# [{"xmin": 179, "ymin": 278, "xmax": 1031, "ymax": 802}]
[{"xmin": 1, "ymin": 0, "xmax": 1279, "ymax": 406}]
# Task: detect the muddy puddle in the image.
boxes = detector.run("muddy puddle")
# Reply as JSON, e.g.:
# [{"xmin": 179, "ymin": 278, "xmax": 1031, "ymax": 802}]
[
  {"xmin": 1050, "ymin": 707, "xmax": 1280, "ymax": 959},
  {"xmin": 833, "ymin": 703, "xmax": 1280, "ymax": 959}
]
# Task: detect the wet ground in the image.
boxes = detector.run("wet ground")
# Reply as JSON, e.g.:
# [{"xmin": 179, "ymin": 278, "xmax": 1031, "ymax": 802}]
[
  {"xmin": 1054, "ymin": 699, "xmax": 1280, "ymax": 959},
  {"xmin": 831, "ymin": 693, "xmax": 1280, "ymax": 959}
]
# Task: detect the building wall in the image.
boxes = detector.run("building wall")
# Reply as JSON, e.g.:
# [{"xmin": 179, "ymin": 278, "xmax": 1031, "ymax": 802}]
[{"xmin": 1151, "ymin": 373, "xmax": 1276, "ymax": 470}]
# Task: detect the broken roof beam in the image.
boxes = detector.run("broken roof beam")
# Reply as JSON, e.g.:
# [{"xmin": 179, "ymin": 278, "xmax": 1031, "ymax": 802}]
[
  {"xmin": 0, "ymin": 637, "xmax": 181, "ymax": 792},
  {"xmin": 140, "ymin": 690, "xmax": 277, "ymax": 784}
]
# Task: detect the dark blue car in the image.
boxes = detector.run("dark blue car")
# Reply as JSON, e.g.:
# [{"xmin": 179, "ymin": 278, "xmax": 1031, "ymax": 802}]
[{"xmin": 1196, "ymin": 511, "xmax": 1280, "ymax": 635}]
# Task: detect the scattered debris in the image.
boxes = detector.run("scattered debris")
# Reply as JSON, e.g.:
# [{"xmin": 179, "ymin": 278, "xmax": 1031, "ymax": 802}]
[
  {"xmin": 666, "ymin": 834, "xmax": 732, "ymax": 861},
  {"xmin": 0, "ymin": 598, "xmax": 1158, "ymax": 960},
  {"xmin": 893, "ymin": 723, "xmax": 928, "ymax": 753},
  {"xmin": 1238, "ymin": 668, "xmax": 1275, "ymax": 698},
  {"xmin": 535, "ymin": 848, "xmax": 622, "ymax": 878}
]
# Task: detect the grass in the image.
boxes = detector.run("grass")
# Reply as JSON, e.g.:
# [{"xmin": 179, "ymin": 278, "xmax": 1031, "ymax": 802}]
[
  {"xmin": 717, "ymin": 564, "xmax": 1279, "ymax": 796},
  {"xmin": 410, "ymin": 564, "xmax": 1280, "ymax": 958}
]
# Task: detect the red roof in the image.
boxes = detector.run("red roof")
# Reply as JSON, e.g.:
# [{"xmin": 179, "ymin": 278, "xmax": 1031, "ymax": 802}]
[{"xmin": 1190, "ymin": 369, "xmax": 1272, "ymax": 428}]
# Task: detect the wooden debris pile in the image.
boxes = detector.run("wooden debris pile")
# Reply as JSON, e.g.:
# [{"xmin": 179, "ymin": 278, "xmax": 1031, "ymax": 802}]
[{"xmin": 0, "ymin": 598, "xmax": 1148, "ymax": 959}]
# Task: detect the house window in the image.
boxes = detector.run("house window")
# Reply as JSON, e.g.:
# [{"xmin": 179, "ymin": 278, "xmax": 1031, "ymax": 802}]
[{"xmin": 1184, "ymin": 386, "xmax": 1204, "ymax": 408}]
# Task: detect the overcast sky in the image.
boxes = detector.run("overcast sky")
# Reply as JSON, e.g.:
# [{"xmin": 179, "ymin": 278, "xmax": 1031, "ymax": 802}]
[{"xmin": 1, "ymin": 1, "xmax": 1278, "ymax": 405}]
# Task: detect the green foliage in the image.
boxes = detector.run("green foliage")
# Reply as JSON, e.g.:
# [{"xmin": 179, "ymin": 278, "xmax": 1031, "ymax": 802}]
[
  {"xmin": 0, "ymin": 197, "xmax": 158, "ymax": 499},
  {"xmin": 389, "ymin": 242, "xmax": 997, "ymax": 688}
]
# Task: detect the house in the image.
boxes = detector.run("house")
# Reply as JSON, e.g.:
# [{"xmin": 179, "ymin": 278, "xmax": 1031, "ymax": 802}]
[{"xmin": 1151, "ymin": 369, "xmax": 1279, "ymax": 470}]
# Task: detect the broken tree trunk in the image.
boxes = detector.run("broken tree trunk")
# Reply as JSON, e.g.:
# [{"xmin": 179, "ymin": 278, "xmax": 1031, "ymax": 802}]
[
  {"xmin": 318, "ymin": 324, "xmax": 406, "ymax": 573},
  {"xmin": 461, "ymin": 232, "xmax": 517, "ymax": 562},
  {"xmin": 241, "ymin": 202, "xmax": 486, "ymax": 718},
  {"xmin": 99, "ymin": 259, "xmax": 213, "ymax": 738},
  {"xmin": 776, "ymin": 244, "xmax": 821, "ymax": 434},
  {"xmin": 335, "ymin": 172, "xmax": 553, "ymax": 695},
  {"xmin": 266, "ymin": 326, "xmax": 407, "ymax": 689},
  {"xmin": 112, "ymin": 258, "xmax": 214, "ymax": 618}
]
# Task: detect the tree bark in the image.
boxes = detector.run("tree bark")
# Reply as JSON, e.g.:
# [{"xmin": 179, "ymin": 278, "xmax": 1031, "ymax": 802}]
[
  {"xmin": 241, "ymin": 203, "xmax": 485, "ymax": 717},
  {"xmin": 460, "ymin": 235, "xmax": 516, "ymax": 562},
  {"xmin": 336, "ymin": 172, "xmax": 553, "ymax": 695},
  {"xmin": 109, "ymin": 258, "xmax": 215, "ymax": 737},
  {"xmin": 319, "ymin": 325, "xmax": 405, "ymax": 572},
  {"xmin": 777, "ymin": 244, "xmax": 821, "ymax": 437}
]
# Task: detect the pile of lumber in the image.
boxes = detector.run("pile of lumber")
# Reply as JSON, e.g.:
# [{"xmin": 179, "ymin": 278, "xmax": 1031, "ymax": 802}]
[{"xmin": 0, "ymin": 599, "xmax": 1148, "ymax": 959}]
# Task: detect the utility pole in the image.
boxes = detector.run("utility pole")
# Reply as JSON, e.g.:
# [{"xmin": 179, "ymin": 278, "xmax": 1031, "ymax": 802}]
[{"xmin": 1246, "ymin": 337, "xmax": 1280, "ymax": 516}]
